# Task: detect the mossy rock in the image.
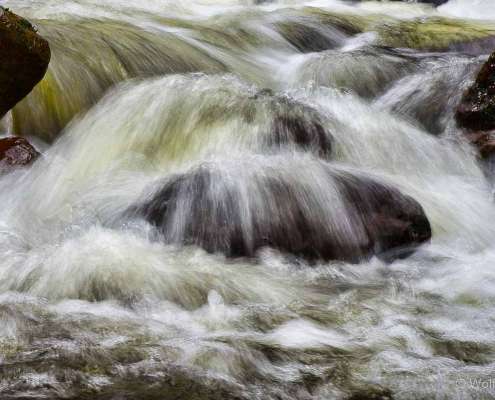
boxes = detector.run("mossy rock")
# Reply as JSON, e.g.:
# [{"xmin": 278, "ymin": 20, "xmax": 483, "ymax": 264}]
[
  {"xmin": 376, "ymin": 17, "xmax": 495, "ymax": 51},
  {"xmin": 11, "ymin": 18, "xmax": 227, "ymax": 141},
  {"xmin": 0, "ymin": 7, "xmax": 50, "ymax": 118}
]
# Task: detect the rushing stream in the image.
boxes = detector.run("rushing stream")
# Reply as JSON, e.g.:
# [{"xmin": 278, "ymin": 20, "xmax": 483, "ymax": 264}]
[{"xmin": 2, "ymin": 0, "xmax": 495, "ymax": 399}]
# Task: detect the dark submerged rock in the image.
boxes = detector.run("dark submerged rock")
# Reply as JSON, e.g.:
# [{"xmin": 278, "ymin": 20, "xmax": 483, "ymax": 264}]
[
  {"xmin": 0, "ymin": 136, "xmax": 40, "ymax": 172},
  {"xmin": 0, "ymin": 7, "xmax": 51, "ymax": 118},
  {"xmin": 244, "ymin": 88, "xmax": 333, "ymax": 157},
  {"xmin": 447, "ymin": 35, "xmax": 495, "ymax": 56},
  {"xmin": 354, "ymin": 0, "xmax": 448, "ymax": 5},
  {"xmin": 416, "ymin": 0, "xmax": 448, "ymax": 5},
  {"xmin": 263, "ymin": 94, "xmax": 333, "ymax": 157},
  {"xmin": 276, "ymin": 21, "xmax": 345, "ymax": 53},
  {"xmin": 130, "ymin": 159, "xmax": 431, "ymax": 263},
  {"xmin": 269, "ymin": 113, "xmax": 332, "ymax": 157}
]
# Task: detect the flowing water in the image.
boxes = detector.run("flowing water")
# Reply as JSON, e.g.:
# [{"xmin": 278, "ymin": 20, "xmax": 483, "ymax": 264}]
[{"xmin": 1, "ymin": 0, "xmax": 495, "ymax": 399}]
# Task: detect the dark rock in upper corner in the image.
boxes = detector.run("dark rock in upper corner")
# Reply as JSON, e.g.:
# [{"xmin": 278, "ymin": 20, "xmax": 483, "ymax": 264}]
[
  {"xmin": 455, "ymin": 52, "xmax": 495, "ymax": 158},
  {"xmin": 456, "ymin": 52, "xmax": 495, "ymax": 132},
  {"xmin": 0, "ymin": 7, "xmax": 51, "ymax": 118},
  {"xmin": 0, "ymin": 136, "xmax": 40, "ymax": 172}
]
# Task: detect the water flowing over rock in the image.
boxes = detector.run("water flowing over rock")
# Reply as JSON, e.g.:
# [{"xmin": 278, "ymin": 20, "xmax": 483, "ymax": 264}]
[
  {"xmin": 374, "ymin": 0, "xmax": 449, "ymax": 5},
  {"xmin": 417, "ymin": 0, "xmax": 449, "ymax": 5},
  {"xmin": 11, "ymin": 20, "xmax": 227, "ymax": 141},
  {"xmin": 3, "ymin": 0, "xmax": 495, "ymax": 398},
  {"xmin": 275, "ymin": 18, "xmax": 350, "ymax": 53},
  {"xmin": 289, "ymin": 46, "xmax": 414, "ymax": 99},
  {"xmin": 0, "ymin": 7, "xmax": 50, "ymax": 118},
  {"xmin": 131, "ymin": 157, "xmax": 431, "ymax": 263},
  {"xmin": 43, "ymin": 75, "xmax": 334, "ymax": 183},
  {"xmin": 377, "ymin": 55, "xmax": 477, "ymax": 135},
  {"xmin": 0, "ymin": 136, "xmax": 39, "ymax": 172}
]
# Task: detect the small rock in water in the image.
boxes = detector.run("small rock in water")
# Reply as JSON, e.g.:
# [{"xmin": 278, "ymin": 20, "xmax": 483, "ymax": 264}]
[
  {"xmin": 0, "ymin": 136, "xmax": 40, "ymax": 172},
  {"xmin": 0, "ymin": 7, "xmax": 51, "ymax": 118}
]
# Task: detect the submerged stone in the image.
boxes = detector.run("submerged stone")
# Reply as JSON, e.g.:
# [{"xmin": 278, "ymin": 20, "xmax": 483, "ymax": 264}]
[
  {"xmin": 447, "ymin": 35, "xmax": 495, "ymax": 56},
  {"xmin": 256, "ymin": 91, "xmax": 333, "ymax": 157},
  {"xmin": 0, "ymin": 136, "xmax": 40, "ymax": 172},
  {"xmin": 276, "ymin": 20, "xmax": 346, "ymax": 53},
  {"xmin": 290, "ymin": 46, "xmax": 414, "ymax": 99},
  {"xmin": 0, "ymin": 7, "xmax": 50, "ymax": 118},
  {"xmin": 376, "ymin": 0, "xmax": 448, "ymax": 5},
  {"xmin": 130, "ymin": 158, "xmax": 431, "ymax": 263}
]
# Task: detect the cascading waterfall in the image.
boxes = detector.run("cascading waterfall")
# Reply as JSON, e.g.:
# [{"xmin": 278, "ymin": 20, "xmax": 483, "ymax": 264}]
[{"xmin": 2, "ymin": 0, "xmax": 495, "ymax": 399}]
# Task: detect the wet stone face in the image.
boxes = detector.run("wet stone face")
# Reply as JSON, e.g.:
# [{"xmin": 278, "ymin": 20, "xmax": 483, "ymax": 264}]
[
  {"xmin": 130, "ymin": 159, "xmax": 431, "ymax": 264},
  {"xmin": 0, "ymin": 136, "xmax": 39, "ymax": 172},
  {"xmin": 0, "ymin": 8, "xmax": 50, "ymax": 118}
]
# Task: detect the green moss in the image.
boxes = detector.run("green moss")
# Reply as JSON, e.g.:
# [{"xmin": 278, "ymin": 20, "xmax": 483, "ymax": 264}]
[
  {"xmin": 11, "ymin": 18, "xmax": 227, "ymax": 141},
  {"xmin": 376, "ymin": 17, "xmax": 495, "ymax": 50}
]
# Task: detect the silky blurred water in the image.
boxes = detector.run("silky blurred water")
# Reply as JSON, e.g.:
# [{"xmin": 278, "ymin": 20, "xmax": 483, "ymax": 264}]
[{"xmin": 1, "ymin": 0, "xmax": 495, "ymax": 399}]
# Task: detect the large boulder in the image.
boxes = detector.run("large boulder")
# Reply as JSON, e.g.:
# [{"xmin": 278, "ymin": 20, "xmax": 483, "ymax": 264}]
[
  {"xmin": 129, "ymin": 157, "xmax": 431, "ymax": 263},
  {"xmin": 0, "ymin": 7, "xmax": 51, "ymax": 118},
  {"xmin": 0, "ymin": 136, "xmax": 40, "ymax": 173}
]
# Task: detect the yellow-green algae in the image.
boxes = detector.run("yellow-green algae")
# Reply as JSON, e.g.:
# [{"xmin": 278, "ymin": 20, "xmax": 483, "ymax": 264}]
[
  {"xmin": 12, "ymin": 18, "xmax": 227, "ymax": 141},
  {"xmin": 375, "ymin": 17, "xmax": 495, "ymax": 50}
]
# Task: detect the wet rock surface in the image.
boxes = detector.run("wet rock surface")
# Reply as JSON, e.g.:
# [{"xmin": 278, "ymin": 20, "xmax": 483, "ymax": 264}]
[
  {"xmin": 456, "ymin": 52, "xmax": 495, "ymax": 132},
  {"xmin": 456, "ymin": 52, "xmax": 495, "ymax": 158},
  {"xmin": 0, "ymin": 136, "xmax": 39, "ymax": 172},
  {"xmin": 261, "ymin": 92, "xmax": 333, "ymax": 157},
  {"xmin": 0, "ymin": 7, "xmax": 50, "ymax": 118},
  {"xmin": 131, "ymin": 160, "xmax": 431, "ymax": 263}
]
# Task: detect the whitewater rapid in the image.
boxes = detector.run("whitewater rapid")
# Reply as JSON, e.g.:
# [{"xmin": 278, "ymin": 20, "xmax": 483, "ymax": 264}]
[{"xmin": 1, "ymin": 0, "xmax": 495, "ymax": 399}]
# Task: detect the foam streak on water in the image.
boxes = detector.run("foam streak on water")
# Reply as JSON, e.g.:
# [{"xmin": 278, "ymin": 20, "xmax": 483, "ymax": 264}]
[{"xmin": 1, "ymin": 0, "xmax": 495, "ymax": 399}]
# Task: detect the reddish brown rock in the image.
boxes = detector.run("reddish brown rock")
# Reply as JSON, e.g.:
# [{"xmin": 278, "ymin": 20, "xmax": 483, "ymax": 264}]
[
  {"xmin": 0, "ymin": 7, "xmax": 51, "ymax": 118},
  {"xmin": 464, "ymin": 131, "xmax": 495, "ymax": 159},
  {"xmin": 0, "ymin": 136, "xmax": 39, "ymax": 172}
]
